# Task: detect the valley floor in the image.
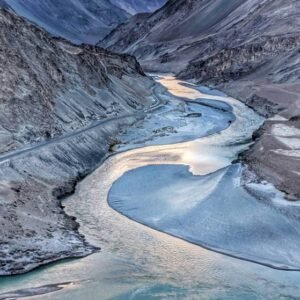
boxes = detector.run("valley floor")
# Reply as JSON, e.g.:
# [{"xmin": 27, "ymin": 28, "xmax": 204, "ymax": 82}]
[{"xmin": 1, "ymin": 76, "xmax": 300, "ymax": 299}]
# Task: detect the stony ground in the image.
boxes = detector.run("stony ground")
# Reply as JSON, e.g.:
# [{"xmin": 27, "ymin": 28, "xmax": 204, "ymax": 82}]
[{"xmin": 0, "ymin": 8, "xmax": 160, "ymax": 275}]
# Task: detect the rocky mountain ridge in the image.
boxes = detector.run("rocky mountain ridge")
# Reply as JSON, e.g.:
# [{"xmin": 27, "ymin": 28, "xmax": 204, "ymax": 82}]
[
  {"xmin": 0, "ymin": 7, "xmax": 159, "ymax": 275},
  {"xmin": 101, "ymin": 0, "xmax": 300, "ymax": 75},
  {"xmin": 0, "ymin": 6, "xmax": 156, "ymax": 154},
  {"xmin": 111, "ymin": 0, "xmax": 166, "ymax": 15},
  {"xmin": 0, "ymin": 0, "xmax": 167, "ymax": 45},
  {"xmin": 0, "ymin": 0, "xmax": 130, "ymax": 44}
]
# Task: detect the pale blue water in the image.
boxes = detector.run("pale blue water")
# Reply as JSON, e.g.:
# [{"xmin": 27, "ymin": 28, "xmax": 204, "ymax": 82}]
[{"xmin": 1, "ymin": 77, "xmax": 300, "ymax": 299}]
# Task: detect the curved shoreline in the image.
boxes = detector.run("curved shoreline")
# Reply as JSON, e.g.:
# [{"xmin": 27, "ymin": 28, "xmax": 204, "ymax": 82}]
[
  {"xmin": 1, "ymin": 76, "xmax": 300, "ymax": 300},
  {"xmin": 107, "ymin": 76, "xmax": 300, "ymax": 271},
  {"xmin": 108, "ymin": 164, "xmax": 300, "ymax": 272},
  {"xmin": 107, "ymin": 188, "xmax": 300, "ymax": 272}
]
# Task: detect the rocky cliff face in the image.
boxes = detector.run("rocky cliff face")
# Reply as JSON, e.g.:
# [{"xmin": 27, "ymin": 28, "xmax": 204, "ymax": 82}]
[
  {"xmin": 100, "ymin": 0, "xmax": 300, "ymax": 198},
  {"xmin": 1, "ymin": 0, "xmax": 130, "ymax": 44},
  {"xmin": 110, "ymin": 0, "xmax": 166, "ymax": 15},
  {"xmin": 0, "ymin": 7, "xmax": 155, "ymax": 154},
  {"xmin": 0, "ymin": 7, "xmax": 158, "ymax": 275}
]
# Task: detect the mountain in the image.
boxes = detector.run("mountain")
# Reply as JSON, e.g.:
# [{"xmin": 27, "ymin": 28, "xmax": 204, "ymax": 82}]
[
  {"xmin": 0, "ymin": 0, "xmax": 130, "ymax": 44},
  {"xmin": 101, "ymin": 0, "xmax": 300, "ymax": 76},
  {"xmin": 0, "ymin": 7, "xmax": 157, "ymax": 275},
  {"xmin": 110, "ymin": 0, "xmax": 166, "ymax": 15},
  {"xmin": 100, "ymin": 0, "xmax": 300, "ymax": 198}
]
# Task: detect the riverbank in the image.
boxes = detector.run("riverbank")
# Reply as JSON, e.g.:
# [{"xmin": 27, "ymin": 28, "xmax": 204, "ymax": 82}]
[
  {"xmin": 0, "ymin": 113, "xmax": 144, "ymax": 275},
  {"xmin": 107, "ymin": 77, "xmax": 300, "ymax": 271},
  {"xmin": 178, "ymin": 75, "xmax": 299, "ymax": 200},
  {"xmin": 216, "ymin": 81, "xmax": 300, "ymax": 200}
]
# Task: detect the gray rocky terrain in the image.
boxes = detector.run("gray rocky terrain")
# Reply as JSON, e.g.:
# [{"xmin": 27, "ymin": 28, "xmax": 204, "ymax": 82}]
[
  {"xmin": 0, "ymin": 0, "xmax": 167, "ymax": 45},
  {"xmin": 1, "ymin": 0, "xmax": 299, "ymax": 279},
  {"xmin": 0, "ymin": 0, "xmax": 130, "ymax": 44},
  {"xmin": 100, "ymin": 0, "xmax": 300, "ymax": 198},
  {"xmin": 0, "ymin": 7, "xmax": 160, "ymax": 275}
]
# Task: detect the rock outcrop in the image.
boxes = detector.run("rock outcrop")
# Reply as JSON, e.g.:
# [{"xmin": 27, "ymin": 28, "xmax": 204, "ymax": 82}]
[{"xmin": 0, "ymin": 7, "xmax": 158, "ymax": 275}]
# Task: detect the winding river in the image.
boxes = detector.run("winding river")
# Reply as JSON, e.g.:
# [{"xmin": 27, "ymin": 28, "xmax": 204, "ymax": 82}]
[{"xmin": 1, "ymin": 76, "xmax": 300, "ymax": 299}]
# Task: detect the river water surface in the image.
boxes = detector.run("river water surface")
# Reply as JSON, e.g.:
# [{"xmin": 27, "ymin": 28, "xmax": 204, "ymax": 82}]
[{"xmin": 1, "ymin": 76, "xmax": 300, "ymax": 299}]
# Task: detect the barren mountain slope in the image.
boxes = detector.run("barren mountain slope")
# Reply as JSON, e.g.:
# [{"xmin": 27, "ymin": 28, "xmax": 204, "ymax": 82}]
[
  {"xmin": 100, "ymin": 0, "xmax": 300, "ymax": 198},
  {"xmin": 101, "ymin": 0, "xmax": 300, "ymax": 75},
  {"xmin": 1, "ymin": 0, "xmax": 130, "ymax": 44},
  {"xmin": 0, "ymin": 7, "xmax": 158, "ymax": 275},
  {"xmin": 0, "ymin": 7, "xmax": 156, "ymax": 154},
  {"xmin": 111, "ymin": 0, "xmax": 166, "ymax": 14}
]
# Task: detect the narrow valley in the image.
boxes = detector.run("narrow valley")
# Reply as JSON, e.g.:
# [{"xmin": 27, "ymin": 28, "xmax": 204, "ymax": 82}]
[{"xmin": 0, "ymin": 1, "xmax": 299, "ymax": 300}]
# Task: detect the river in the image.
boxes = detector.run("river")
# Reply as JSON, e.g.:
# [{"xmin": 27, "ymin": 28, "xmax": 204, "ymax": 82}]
[{"xmin": 1, "ymin": 76, "xmax": 300, "ymax": 299}]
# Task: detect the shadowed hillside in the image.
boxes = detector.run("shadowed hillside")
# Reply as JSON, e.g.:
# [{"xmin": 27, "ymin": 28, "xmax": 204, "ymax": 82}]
[{"xmin": 1, "ymin": 0, "xmax": 130, "ymax": 44}]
